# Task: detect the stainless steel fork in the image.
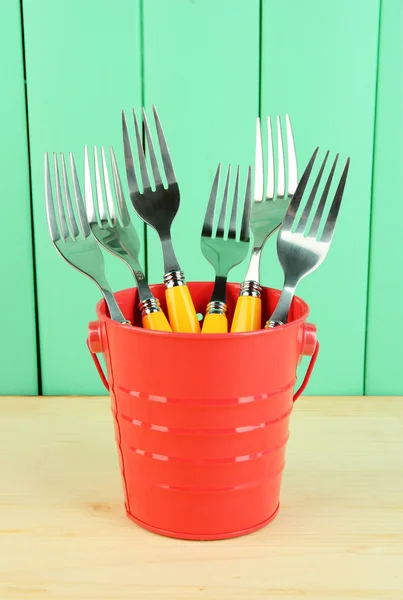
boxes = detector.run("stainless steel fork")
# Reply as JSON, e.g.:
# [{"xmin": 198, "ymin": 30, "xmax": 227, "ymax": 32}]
[
  {"xmin": 200, "ymin": 164, "xmax": 252, "ymax": 333},
  {"xmin": 231, "ymin": 115, "xmax": 297, "ymax": 332},
  {"xmin": 44, "ymin": 152, "xmax": 128, "ymax": 324},
  {"xmin": 83, "ymin": 145, "xmax": 171, "ymax": 332},
  {"xmin": 266, "ymin": 147, "xmax": 350, "ymax": 328},
  {"xmin": 122, "ymin": 105, "xmax": 200, "ymax": 333}
]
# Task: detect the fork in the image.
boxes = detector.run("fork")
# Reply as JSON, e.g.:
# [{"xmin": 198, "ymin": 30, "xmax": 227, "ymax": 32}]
[
  {"xmin": 231, "ymin": 115, "xmax": 297, "ymax": 332},
  {"xmin": 44, "ymin": 152, "xmax": 129, "ymax": 324},
  {"xmin": 83, "ymin": 145, "xmax": 172, "ymax": 332},
  {"xmin": 122, "ymin": 105, "xmax": 200, "ymax": 333},
  {"xmin": 200, "ymin": 163, "xmax": 252, "ymax": 333},
  {"xmin": 265, "ymin": 147, "xmax": 350, "ymax": 328}
]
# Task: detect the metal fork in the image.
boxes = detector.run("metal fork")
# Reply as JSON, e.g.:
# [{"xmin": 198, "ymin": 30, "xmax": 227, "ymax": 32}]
[
  {"xmin": 44, "ymin": 152, "xmax": 128, "ymax": 324},
  {"xmin": 266, "ymin": 147, "xmax": 350, "ymax": 328},
  {"xmin": 231, "ymin": 115, "xmax": 297, "ymax": 332},
  {"xmin": 200, "ymin": 163, "xmax": 252, "ymax": 333},
  {"xmin": 83, "ymin": 145, "xmax": 171, "ymax": 332},
  {"xmin": 122, "ymin": 105, "xmax": 200, "ymax": 333}
]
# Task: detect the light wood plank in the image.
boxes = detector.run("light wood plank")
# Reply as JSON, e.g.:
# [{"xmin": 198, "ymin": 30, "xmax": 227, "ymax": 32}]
[{"xmin": 1, "ymin": 395, "xmax": 402, "ymax": 599}]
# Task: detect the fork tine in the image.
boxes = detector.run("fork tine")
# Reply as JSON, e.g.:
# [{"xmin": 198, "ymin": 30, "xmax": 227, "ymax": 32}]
[
  {"xmin": 122, "ymin": 110, "xmax": 140, "ymax": 198},
  {"xmin": 276, "ymin": 116, "xmax": 285, "ymax": 198},
  {"xmin": 308, "ymin": 154, "xmax": 339, "ymax": 238},
  {"xmin": 282, "ymin": 147, "xmax": 319, "ymax": 231},
  {"xmin": 101, "ymin": 147, "xmax": 117, "ymax": 223},
  {"xmin": 216, "ymin": 165, "xmax": 231, "ymax": 238},
  {"xmin": 319, "ymin": 157, "xmax": 350, "ymax": 243},
  {"xmin": 266, "ymin": 116, "xmax": 274, "ymax": 200},
  {"xmin": 44, "ymin": 153, "xmax": 61, "ymax": 242},
  {"xmin": 228, "ymin": 166, "xmax": 240, "ymax": 240},
  {"xmin": 60, "ymin": 153, "xmax": 80, "ymax": 239},
  {"xmin": 295, "ymin": 151, "xmax": 329, "ymax": 234},
  {"xmin": 110, "ymin": 147, "xmax": 131, "ymax": 226},
  {"xmin": 254, "ymin": 117, "xmax": 263, "ymax": 202},
  {"xmin": 132, "ymin": 108, "xmax": 151, "ymax": 190},
  {"xmin": 152, "ymin": 105, "xmax": 177, "ymax": 185},
  {"xmin": 285, "ymin": 114, "xmax": 297, "ymax": 195},
  {"xmin": 72, "ymin": 150, "xmax": 91, "ymax": 237},
  {"xmin": 142, "ymin": 108, "xmax": 163, "ymax": 188},
  {"xmin": 202, "ymin": 163, "xmax": 221, "ymax": 237},
  {"xmin": 83, "ymin": 146, "xmax": 97, "ymax": 227},
  {"xmin": 240, "ymin": 166, "xmax": 252, "ymax": 242},
  {"xmin": 53, "ymin": 153, "xmax": 69, "ymax": 241},
  {"xmin": 94, "ymin": 147, "xmax": 108, "ymax": 223}
]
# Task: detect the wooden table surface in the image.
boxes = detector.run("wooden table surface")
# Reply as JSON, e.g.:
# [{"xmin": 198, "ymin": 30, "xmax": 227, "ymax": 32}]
[{"xmin": 1, "ymin": 395, "xmax": 402, "ymax": 599}]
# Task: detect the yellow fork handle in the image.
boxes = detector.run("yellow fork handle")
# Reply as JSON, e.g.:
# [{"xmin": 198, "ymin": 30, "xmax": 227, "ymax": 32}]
[
  {"xmin": 230, "ymin": 295, "xmax": 262, "ymax": 332},
  {"xmin": 165, "ymin": 285, "xmax": 201, "ymax": 333},
  {"xmin": 142, "ymin": 309, "xmax": 172, "ymax": 332},
  {"xmin": 201, "ymin": 312, "xmax": 228, "ymax": 333}
]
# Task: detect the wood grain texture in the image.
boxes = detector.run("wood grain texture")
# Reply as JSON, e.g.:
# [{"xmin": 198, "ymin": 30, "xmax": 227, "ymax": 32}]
[
  {"xmin": 1, "ymin": 395, "xmax": 402, "ymax": 599},
  {"xmin": 0, "ymin": 1, "xmax": 37, "ymax": 394}
]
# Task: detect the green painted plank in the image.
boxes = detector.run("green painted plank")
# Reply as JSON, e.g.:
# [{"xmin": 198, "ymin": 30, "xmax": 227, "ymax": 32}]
[
  {"xmin": 0, "ymin": 2, "xmax": 37, "ymax": 394},
  {"xmin": 22, "ymin": 0, "xmax": 143, "ymax": 394},
  {"xmin": 365, "ymin": 0, "xmax": 403, "ymax": 394},
  {"xmin": 260, "ymin": 0, "xmax": 380, "ymax": 394},
  {"xmin": 142, "ymin": 0, "xmax": 260, "ymax": 288}
]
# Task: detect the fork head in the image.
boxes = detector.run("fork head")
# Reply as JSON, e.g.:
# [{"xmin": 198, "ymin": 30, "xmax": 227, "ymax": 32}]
[
  {"xmin": 122, "ymin": 105, "xmax": 179, "ymax": 237},
  {"xmin": 201, "ymin": 164, "xmax": 252, "ymax": 277},
  {"xmin": 44, "ymin": 151, "xmax": 106, "ymax": 282},
  {"xmin": 250, "ymin": 114, "xmax": 298, "ymax": 248},
  {"xmin": 84, "ymin": 144, "xmax": 141, "ymax": 262},
  {"xmin": 277, "ymin": 147, "xmax": 350, "ymax": 283}
]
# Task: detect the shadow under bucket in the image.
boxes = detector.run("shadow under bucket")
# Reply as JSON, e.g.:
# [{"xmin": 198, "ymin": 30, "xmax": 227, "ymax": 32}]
[{"xmin": 87, "ymin": 281, "xmax": 319, "ymax": 540}]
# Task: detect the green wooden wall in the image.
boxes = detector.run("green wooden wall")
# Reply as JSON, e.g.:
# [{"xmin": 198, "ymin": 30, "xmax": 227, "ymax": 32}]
[
  {"xmin": 365, "ymin": 0, "xmax": 403, "ymax": 394},
  {"xmin": 22, "ymin": 0, "xmax": 144, "ymax": 395},
  {"xmin": 0, "ymin": 1, "xmax": 37, "ymax": 394},
  {"xmin": 259, "ymin": 0, "xmax": 380, "ymax": 395},
  {"xmin": 0, "ymin": 0, "xmax": 400, "ymax": 396}
]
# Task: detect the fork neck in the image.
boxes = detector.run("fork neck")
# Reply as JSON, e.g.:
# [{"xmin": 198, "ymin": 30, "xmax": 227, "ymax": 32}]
[
  {"xmin": 97, "ymin": 283, "xmax": 129, "ymax": 324},
  {"xmin": 164, "ymin": 270, "xmax": 186, "ymax": 287},
  {"xmin": 120, "ymin": 255, "xmax": 155, "ymax": 303},
  {"xmin": 209, "ymin": 275, "xmax": 227, "ymax": 305},
  {"xmin": 244, "ymin": 246, "xmax": 262, "ymax": 284},
  {"xmin": 160, "ymin": 237, "xmax": 181, "ymax": 274},
  {"xmin": 135, "ymin": 273, "xmax": 156, "ymax": 303},
  {"xmin": 266, "ymin": 277, "xmax": 299, "ymax": 327}
]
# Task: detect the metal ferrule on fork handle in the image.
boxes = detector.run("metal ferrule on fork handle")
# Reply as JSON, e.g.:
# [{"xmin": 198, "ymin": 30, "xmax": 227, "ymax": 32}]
[
  {"xmin": 239, "ymin": 280, "xmax": 262, "ymax": 297},
  {"xmin": 139, "ymin": 297, "xmax": 172, "ymax": 332},
  {"xmin": 206, "ymin": 300, "xmax": 227, "ymax": 316},
  {"xmin": 138, "ymin": 297, "xmax": 162, "ymax": 317},
  {"xmin": 138, "ymin": 298, "xmax": 172, "ymax": 332},
  {"xmin": 265, "ymin": 319, "xmax": 283, "ymax": 329},
  {"xmin": 201, "ymin": 301, "xmax": 228, "ymax": 334},
  {"xmin": 230, "ymin": 280, "xmax": 263, "ymax": 333},
  {"xmin": 164, "ymin": 270, "xmax": 186, "ymax": 288},
  {"xmin": 163, "ymin": 270, "xmax": 200, "ymax": 333}
]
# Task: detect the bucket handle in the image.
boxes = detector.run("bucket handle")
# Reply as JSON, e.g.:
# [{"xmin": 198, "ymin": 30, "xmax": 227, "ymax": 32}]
[
  {"xmin": 293, "ymin": 341, "xmax": 319, "ymax": 402},
  {"xmin": 86, "ymin": 338, "xmax": 110, "ymax": 391},
  {"xmin": 87, "ymin": 337, "xmax": 320, "ymax": 400}
]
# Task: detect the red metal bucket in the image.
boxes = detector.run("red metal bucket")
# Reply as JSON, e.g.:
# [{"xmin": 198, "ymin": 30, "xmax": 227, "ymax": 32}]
[{"xmin": 87, "ymin": 281, "xmax": 319, "ymax": 540}]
